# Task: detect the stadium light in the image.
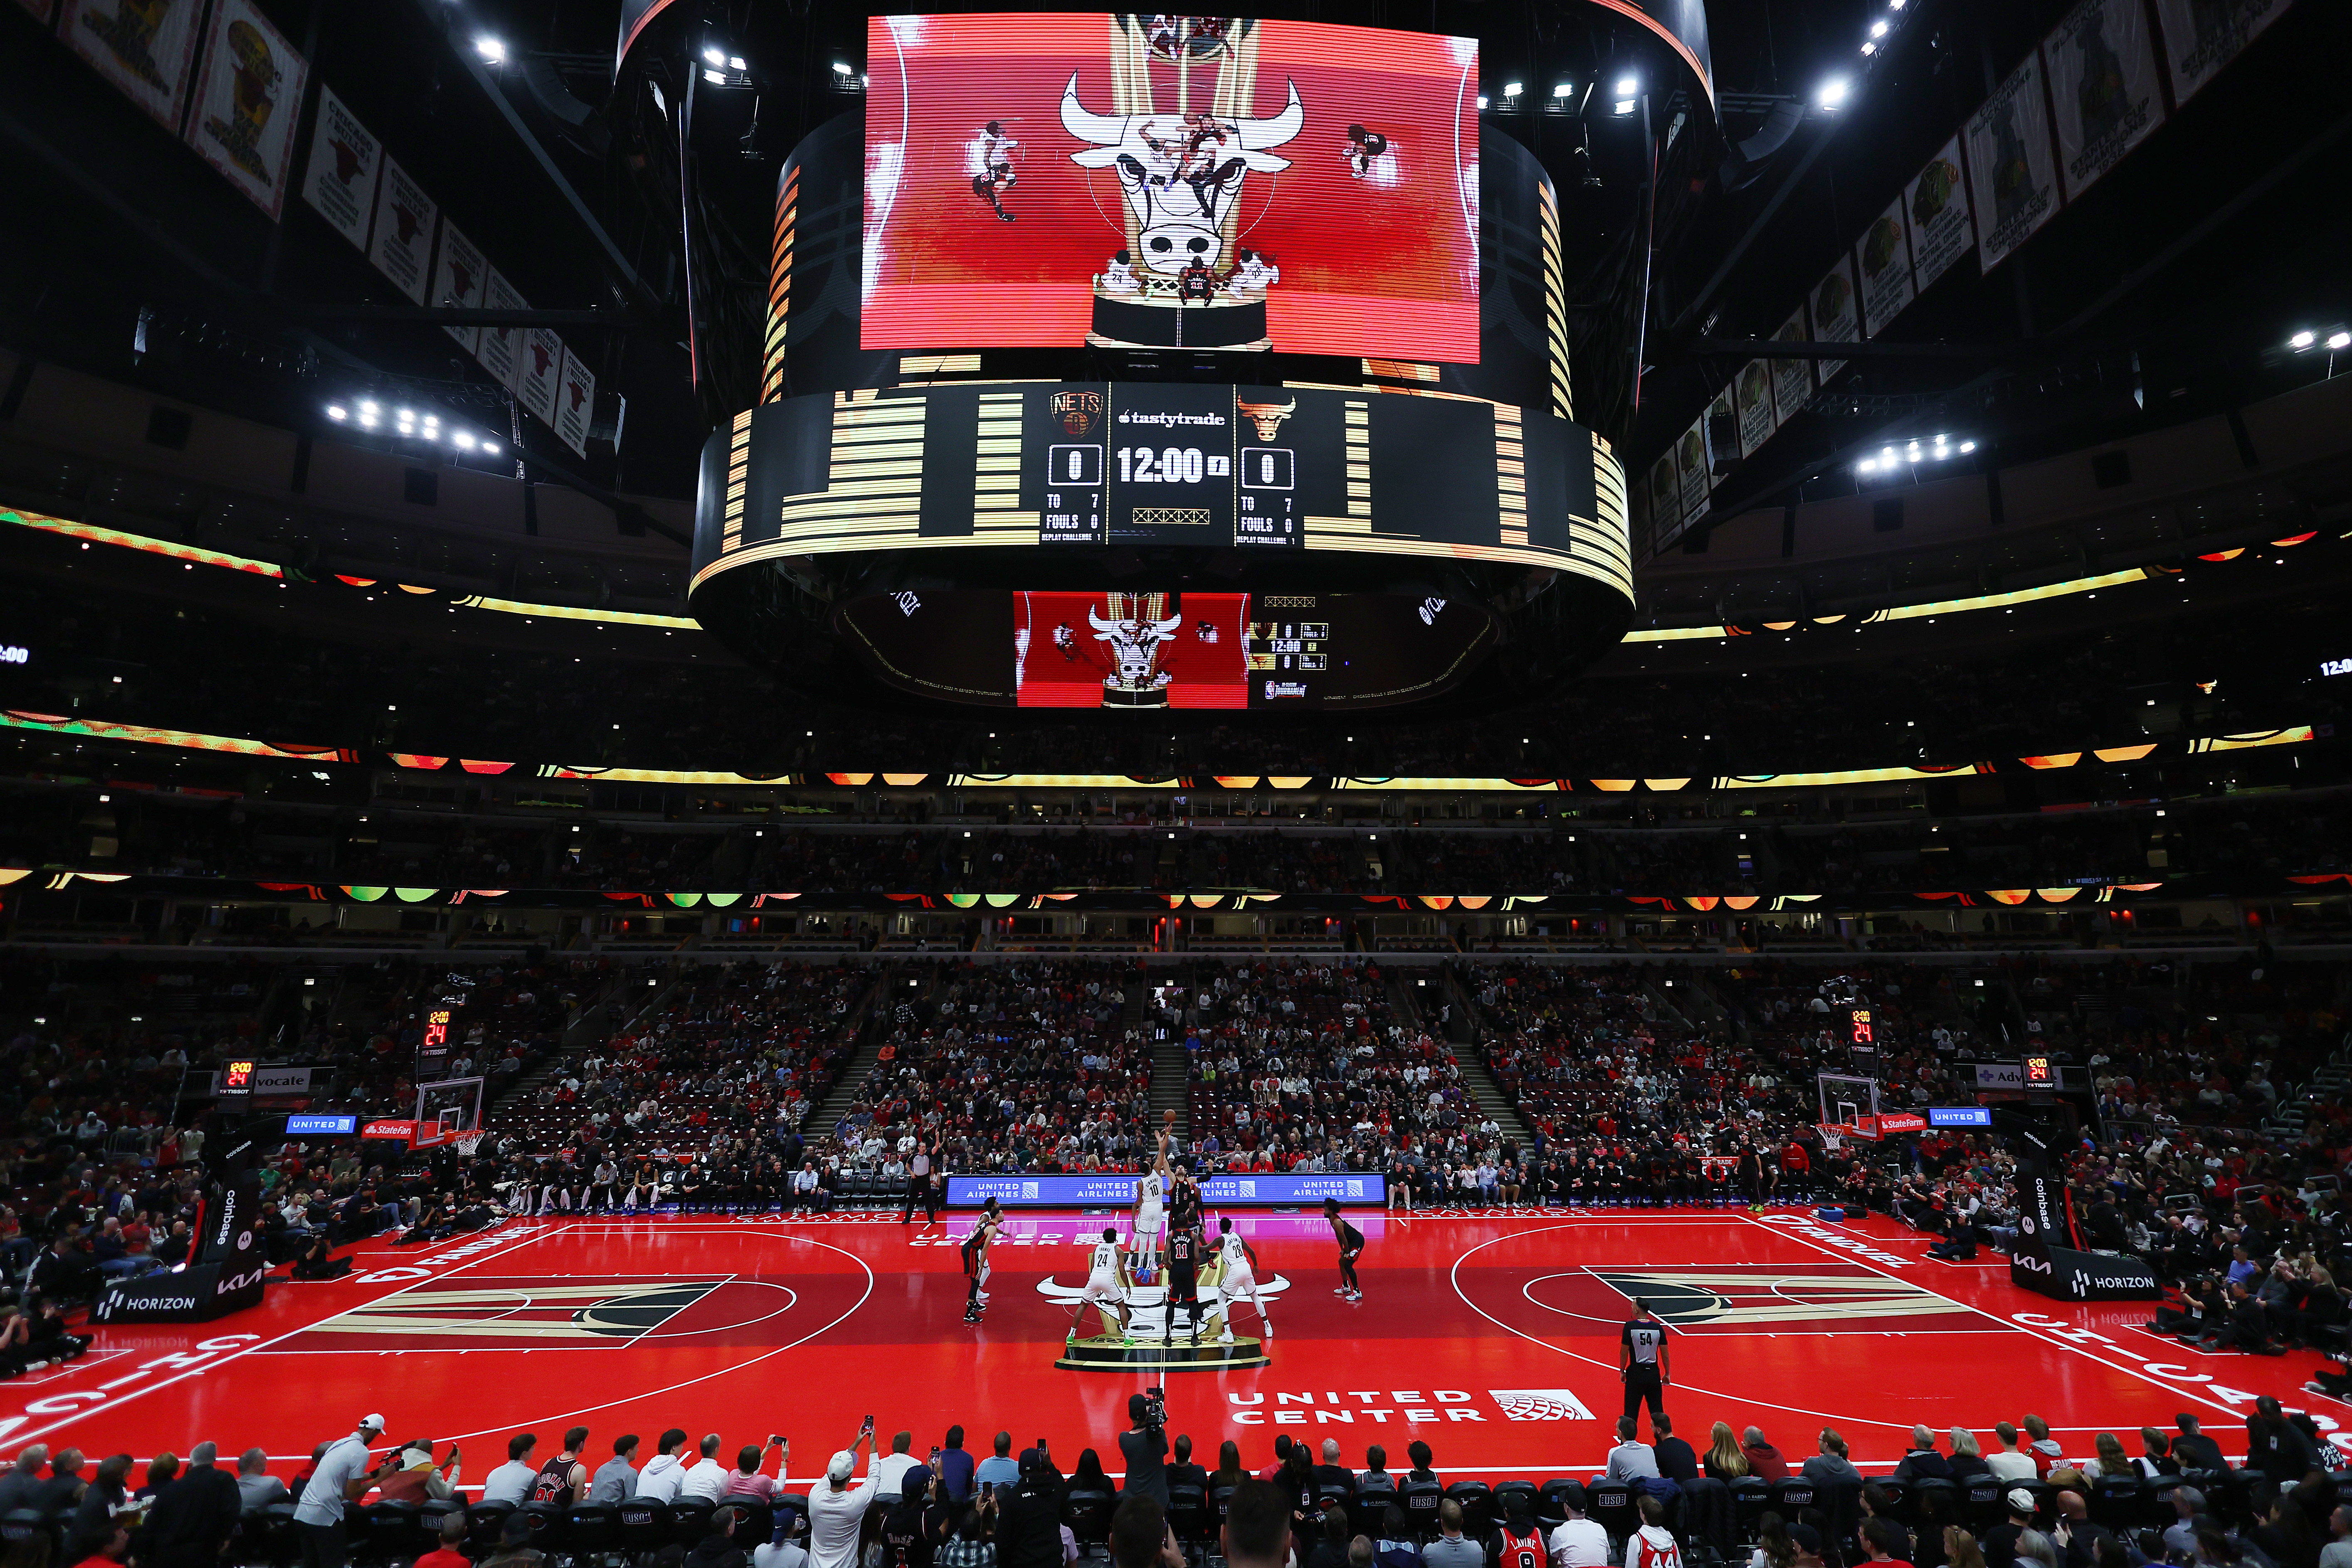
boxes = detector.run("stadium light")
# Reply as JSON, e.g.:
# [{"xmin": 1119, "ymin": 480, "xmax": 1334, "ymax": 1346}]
[
  {"xmin": 1816, "ymin": 76, "xmax": 1851, "ymax": 109},
  {"xmin": 2332, "ymin": 332, "xmax": 2352, "ymax": 350},
  {"xmin": 474, "ymin": 35, "xmax": 506, "ymax": 64},
  {"xmin": 1861, "ymin": 41, "xmax": 1878, "ymax": 55},
  {"xmin": 483, "ymin": 441, "xmax": 501, "ymax": 455},
  {"xmin": 1552, "ymin": 82, "xmax": 1572, "ymax": 98},
  {"xmin": 1501, "ymin": 81, "xmax": 1523, "ymax": 99},
  {"xmin": 325, "ymin": 404, "xmax": 347, "ymax": 421},
  {"xmin": 1871, "ymin": 19, "xmax": 1889, "ymax": 37},
  {"xmin": 2288, "ymin": 330, "xmax": 2316, "ymax": 349},
  {"xmin": 702, "ymin": 45, "xmax": 726, "ymax": 67},
  {"xmin": 832, "ymin": 62, "xmax": 853, "ymax": 76},
  {"xmin": 1476, "ymin": 94, "xmax": 1489, "ymax": 110},
  {"xmin": 1614, "ymin": 75, "xmax": 1639, "ymax": 95}
]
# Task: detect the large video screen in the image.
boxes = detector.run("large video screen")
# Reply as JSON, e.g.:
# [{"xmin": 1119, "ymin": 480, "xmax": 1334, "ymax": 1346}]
[
  {"xmin": 863, "ymin": 13, "xmax": 1479, "ymax": 359},
  {"xmin": 834, "ymin": 589, "xmax": 1494, "ymax": 709}
]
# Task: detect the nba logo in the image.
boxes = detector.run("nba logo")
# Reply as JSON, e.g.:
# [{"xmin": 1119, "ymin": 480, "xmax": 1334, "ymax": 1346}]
[
  {"xmin": 1347, "ymin": 1180, "xmax": 1364, "ymax": 1198},
  {"xmin": 1022, "ymin": 1181, "xmax": 1040, "ymax": 1200},
  {"xmin": 1238, "ymin": 1180, "xmax": 1256, "ymax": 1198}
]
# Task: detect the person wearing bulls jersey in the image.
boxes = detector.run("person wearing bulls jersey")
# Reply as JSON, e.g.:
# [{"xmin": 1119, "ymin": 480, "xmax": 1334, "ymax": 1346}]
[
  {"xmin": 1162, "ymin": 1225, "xmax": 1204, "ymax": 1347},
  {"xmin": 1626, "ymin": 1496, "xmax": 1682, "ymax": 1568},
  {"xmin": 1499, "ymin": 1496, "xmax": 1547, "ymax": 1568}
]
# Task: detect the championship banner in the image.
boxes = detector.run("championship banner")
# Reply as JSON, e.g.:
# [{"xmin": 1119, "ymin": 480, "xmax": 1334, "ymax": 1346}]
[
  {"xmin": 1903, "ymin": 137, "xmax": 1973, "ymax": 292},
  {"xmin": 475, "ymin": 267, "xmax": 526, "ymax": 388},
  {"xmin": 1806, "ymin": 256, "xmax": 1858, "ymax": 385},
  {"xmin": 1966, "ymin": 53, "xmax": 2063, "ymax": 273},
  {"xmin": 181, "ymin": 0, "xmax": 310, "ymax": 219},
  {"xmin": 1647, "ymin": 454, "xmax": 1681, "ymax": 545},
  {"xmin": 1733, "ymin": 360, "xmax": 1774, "ymax": 457},
  {"xmin": 1767, "ymin": 306, "xmax": 1813, "ymax": 424},
  {"xmin": 1856, "ymin": 193, "xmax": 1915, "ymax": 339},
  {"xmin": 301, "ymin": 86, "xmax": 381, "ymax": 251},
  {"xmin": 60, "ymin": 0, "xmax": 206, "ymax": 131},
  {"xmin": 2150, "ymin": 0, "xmax": 2290, "ymax": 107},
  {"xmin": 367, "ymin": 154, "xmax": 438, "ymax": 306},
  {"xmin": 554, "ymin": 345, "xmax": 597, "ymax": 457},
  {"xmin": 2044, "ymin": 0, "xmax": 2165, "ymax": 202},
  {"xmin": 429, "ymin": 220, "xmax": 489, "ymax": 355},
  {"xmin": 513, "ymin": 325, "xmax": 563, "ymax": 427},
  {"xmin": 1672, "ymin": 414, "xmax": 1710, "ymax": 530}
]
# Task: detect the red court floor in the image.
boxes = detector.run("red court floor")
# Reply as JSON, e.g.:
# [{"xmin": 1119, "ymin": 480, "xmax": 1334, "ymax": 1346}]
[{"xmin": 10, "ymin": 1208, "xmax": 2345, "ymax": 1481}]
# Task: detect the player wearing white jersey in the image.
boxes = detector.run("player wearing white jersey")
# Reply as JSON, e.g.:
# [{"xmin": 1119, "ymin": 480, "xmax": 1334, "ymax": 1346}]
[
  {"xmin": 1071, "ymin": 1225, "xmax": 1134, "ymax": 1342},
  {"xmin": 1131, "ymin": 1165, "xmax": 1167, "ymax": 1281},
  {"xmin": 1212, "ymin": 1216, "xmax": 1270, "ymax": 1343}
]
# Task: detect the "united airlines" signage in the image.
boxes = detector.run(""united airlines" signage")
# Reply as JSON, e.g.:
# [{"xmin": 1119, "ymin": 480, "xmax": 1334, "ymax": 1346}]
[{"xmin": 945, "ymin": 1173, "xmax": 1384, "ymax": 1209}]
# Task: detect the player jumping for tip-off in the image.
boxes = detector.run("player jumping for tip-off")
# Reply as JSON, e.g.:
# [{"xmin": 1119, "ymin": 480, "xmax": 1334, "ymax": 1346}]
[
  {"xmin": 1131, "ymin": 1156, "xmax": 1168, "ymax": 1283},
  {"xmin": 1212, "ymin": 1215, "xmax": 1271, "ymax": 1343},
  {"xmin": 1071, "ymin": 1224, "xmax": 1135, "ymax": 1343}
]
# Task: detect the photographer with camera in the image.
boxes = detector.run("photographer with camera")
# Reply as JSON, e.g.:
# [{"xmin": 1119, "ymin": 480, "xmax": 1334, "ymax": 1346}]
[{"xmin": 1119, "ymin": 1390, "xmax": 1171, "ymax": 1507}]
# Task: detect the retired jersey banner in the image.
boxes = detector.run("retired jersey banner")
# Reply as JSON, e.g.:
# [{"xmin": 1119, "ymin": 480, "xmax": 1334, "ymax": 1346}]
[
  {"xmin": 368, "ymin": 155, "xmax": 437, "ymax": 305},
  {"xmin": 429, "ymin": 221, "xmax": 489, "ymax": 356},
  {"xmin": 475, "ymin": 268, "xmax": 526, "ymax": 388},
  {"xmin": 1966, "ymin": 52, "xmax": 2063, "ymax": 272},
  {"xmin": 2045, "ymin": 0, "xmax": 2165, "ymax": 202},
  {"xmin": 1856, "ymin": 194, "xmax": 1915, "ymax": 339},
  {"xmin": 182, "ymin": 0, "xmax": 310, "ymax": 221},
  {"xmin": 1734, "ymin": 360, "xmax": 1775, "ymax": 457},
  {"xmin": 1768, "ymin": 306, "xmax": 1813, "ymax": 425},
  {"xmin": 1807, "ymin": 256, "xmax": 1859, "ymax": 385},
  {"xmin": 554, "ymin": 346, "xmax": 597, "ymax": 457},
  {"xmin": 514, "ymin": 326, "xmax": 563, "ymax": 427},
  {"xmin": 1903, "ymin": 137, "xmax": 1974, "ymax": 292},
  {"xmin": 2151, "ymin": 0, "xmax": 2290, "ymax": 106},
  {"xmin": 61, "ymin": 0, "xmax": 206, "ymax": 131},
  {"xmin": 301, "ymin": 86, "xmax": 381, "ymax": 250}
]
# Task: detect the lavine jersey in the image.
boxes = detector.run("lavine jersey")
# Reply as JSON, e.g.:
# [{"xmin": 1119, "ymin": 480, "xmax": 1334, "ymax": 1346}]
[{"xmin": 1501, "ymin": 1527, "xmax": 1545, "ymax": 1568}]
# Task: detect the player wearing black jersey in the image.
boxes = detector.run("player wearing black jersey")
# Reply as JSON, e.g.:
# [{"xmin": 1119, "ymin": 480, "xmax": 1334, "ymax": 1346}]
[
  {"xmin": 961, "ymin": 1203, "xmax": 1001, "ymax": 1323},
  {"xmin": 1323, "ymin": 1198, "xmax": 1365, "ymax": 1303},
  {"xmin": 1163, "ymin": 1225, "xmax": 1203, "ymax": 1347}
]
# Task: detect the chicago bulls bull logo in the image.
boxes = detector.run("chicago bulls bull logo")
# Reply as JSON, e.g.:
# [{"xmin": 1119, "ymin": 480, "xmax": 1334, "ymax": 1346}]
[{"xmin": 1060, "ymin": 74, "xmax": 1301, "ymax": 278}]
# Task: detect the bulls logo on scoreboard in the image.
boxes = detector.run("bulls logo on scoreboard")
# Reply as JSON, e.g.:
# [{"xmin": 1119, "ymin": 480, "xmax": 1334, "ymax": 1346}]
[{"xmin": 1051, "ymin": 389, "xmax": 1104, "ymax": 435}]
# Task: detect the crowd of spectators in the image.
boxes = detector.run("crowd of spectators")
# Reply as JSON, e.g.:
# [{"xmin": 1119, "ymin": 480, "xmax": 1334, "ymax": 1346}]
[{"xmin": 0, "ymin": 1393, "xmax": 2344, "ymax": 1568}]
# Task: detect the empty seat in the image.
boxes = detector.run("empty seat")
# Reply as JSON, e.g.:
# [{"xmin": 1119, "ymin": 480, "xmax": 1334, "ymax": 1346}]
[
  {"xmin": 2088, "ymin": 1475, "xmax": 2147, "ymax": 1533},
  {"xmin": 669, "ymin": 1498, "xmax": 716, "ymax": 1546},
  {"xmin": 466, "ymin": 1501, "xmax": 517, "ymax": 1556},
  {"xmin": 1445, "ymin": 1480, "xmax": 1496, "ymax": 1543},
  {"xmin": 1399, "ymin": 1478, "xmax": 1444, "ymax": 1537},
  {"xmin": 1066, "ymin": 1486, "xmax": 1116, "ymax": 1547},
  {"xmin": 1169, "ymin": 1484, "xmax": 1211, "ymax": 1551},
  {"xmin": 615, "ymin": 1496, "xmax": 673, "ymax": 1553},
  {"xmin": 1587, "ymin": 1482, "xmax": 1637, "ymax": 1544},
  {"xmin": 1728, "ymin": 1477, "xmax": 1773, "ymax": 1543},
  {"xmin": 564, "ymin": 1502, "xmax": 621, "ymax": 1554}
]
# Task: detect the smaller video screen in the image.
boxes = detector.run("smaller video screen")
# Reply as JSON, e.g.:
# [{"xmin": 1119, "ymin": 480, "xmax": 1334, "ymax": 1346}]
[{"xmin": 834, "ymin": 589, "xmax": 1492, "ymax": 709}]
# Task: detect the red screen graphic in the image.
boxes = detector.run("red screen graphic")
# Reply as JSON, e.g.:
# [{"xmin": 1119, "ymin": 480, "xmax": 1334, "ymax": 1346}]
[
  {"xmin": 863, "ymin": 14, "xmax": 1479, "ymax": 359},
  {"xmin": 1016, "ymin": 591, "xmax": 1249, "ymax": 708}
]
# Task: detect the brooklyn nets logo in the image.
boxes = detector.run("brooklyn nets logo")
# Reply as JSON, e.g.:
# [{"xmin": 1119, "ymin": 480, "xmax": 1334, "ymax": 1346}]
[{"xmin": 1587, "ymin": 1268, "xmax": 1973, "ymax": 1332}]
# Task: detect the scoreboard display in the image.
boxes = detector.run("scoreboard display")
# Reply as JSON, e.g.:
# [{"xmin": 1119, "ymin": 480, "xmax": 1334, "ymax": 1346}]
[{"xmin": 694, "ymin": 380, "xmax": 1629, "ymax": 586}]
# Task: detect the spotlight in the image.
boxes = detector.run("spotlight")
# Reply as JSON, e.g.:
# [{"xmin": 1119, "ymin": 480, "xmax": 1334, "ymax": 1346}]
[
  {"xmin": 832, "ymin": 62, "xmax": 853, "ymax": 76},
  {"xmin": 1857, "ymin": 459, "xmax": 1878, "ymax": 474},
  {"xmin": 1870, "ymin": 19, "xmax": 1889, "ymax": 37},
  {"xmin": 1816, "ymin": 76, "xmax": 1850, "ymax": 109},
  {"xmin": 2331, "ymin": 332, "xmax": 2352, "ymax": 350},
  {"xmin": 358, "ymin": 400, "xmax": 379, "ymax": 416},
  {"xmin": 1613, "ymin": 98, "xmax": 1636, "ymax": 115},
  {"xmin": 704, "ymin": 69, "xmax": 726, "ymax": 84},
  {"xmin": 703, "ymin": 45, "xmax": 726, "ymax": 67},
  {"xmin": 474, "ymin": 35, "xmax": 506, "ymax": 64},
  {"xmin": 1502, "ymin": 81, "xmax": 1523, "ymax": 99},
  {"xmin": 483, "ymin": 441, "xmax": 501, "ymax": 455},
  {"xmin": 1614, "ymin": 75, "xmax": 1638, "ymax": 95},
  {"xmin": 454, "ymin": 431, "xmax": 476, "ymax": 449},
  {"xmin": 1552, "ymin": 82, "xmax": 1572, "ymax": 98},
  {"xmin": 1476, "ymin": 94, "xmax": 1489, "ymax": 109},
  {"xmin": 728, "ymin": 56, "xmax": 746, "ymax": 70},
  {"xmin": 1959, "ymin": 441, "xmax": 1977, "ymax": 453},
  {"xmin": 1861, "ymin": 41, "xmax": 1878, "ymax": 54},
  {"xmin": 396, "ymin": 407, "xmax": 414, "ymax": 420},
  {"xmin": 325, "ymin": 404, "xmax": 347, "ymax": 420}
]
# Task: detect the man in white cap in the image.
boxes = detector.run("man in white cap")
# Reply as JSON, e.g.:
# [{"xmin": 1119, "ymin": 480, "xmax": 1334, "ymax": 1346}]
[
  {"xmin": 294, "ymin": 1414, "xmax": 399, "ymax": 1568},
  {"xmin": 808, "ymin": 1418, "xmax": 881, "ymax": 1568}
]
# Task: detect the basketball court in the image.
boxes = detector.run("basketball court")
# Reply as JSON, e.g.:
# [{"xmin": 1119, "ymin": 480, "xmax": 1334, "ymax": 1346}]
[{"xmin": 10, "ymin": 1208, "xmax": 2340, "ymax": 1477}]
